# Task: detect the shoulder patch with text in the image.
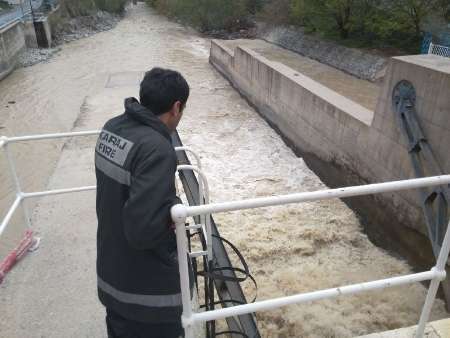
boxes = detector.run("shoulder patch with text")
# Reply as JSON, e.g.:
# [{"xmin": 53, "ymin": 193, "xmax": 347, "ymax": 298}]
[{"xmin": 96, "ymin": 129, "xmax": 134, "ymax": 166}]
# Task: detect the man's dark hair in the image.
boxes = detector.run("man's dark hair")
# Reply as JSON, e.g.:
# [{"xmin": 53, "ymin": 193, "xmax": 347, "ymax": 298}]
[{"xmin": 140, "ymin": 68, "xmax": 190, "ymax": 115}]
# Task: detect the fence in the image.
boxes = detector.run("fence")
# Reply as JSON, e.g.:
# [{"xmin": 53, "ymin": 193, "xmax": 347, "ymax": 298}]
[
  {"xmin": 0, "ymin": 130, "xmax": 210, "ymax": 277},
  {"xmin": 428, "ymin": 42, "xmax": 450, "ymax": 58},
  {"xmin": 0, "ymin": 0, "xmax": 58, "ymax": 30},
  {"xmin": 173, "ymin": 176, "xmax": 450, "ymax": 337},
  {"xmin": 1, "ymin": 131, "xmax": 450, "ymax": 338}
]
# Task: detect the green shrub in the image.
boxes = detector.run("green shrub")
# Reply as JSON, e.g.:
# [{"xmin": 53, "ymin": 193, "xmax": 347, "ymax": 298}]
[
  {"xmin": 0, "ymin": 0, "xmax": 12, "ymax": 11},
  {"xmin": 60, "ymin": 0, "xmax": 127, "ymax": 17},
  {"xmin": 259, "ymin": 0, "xmax": 448, "ymax": 53},
  {"xmin": 148, "ymin": 0, "xmax": 250, "ymax": 32},
  {"xmin": 94, "ymin": 0, "xmax": 127, "ymax": 13}
]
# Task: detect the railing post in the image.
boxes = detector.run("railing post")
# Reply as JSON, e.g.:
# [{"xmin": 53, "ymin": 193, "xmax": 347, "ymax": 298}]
[
  {"xmin": 428, "ymin": 42, "xmax": 433, "ymax": 54},
  {"xmin": 171, "ymin": 204, "xmax": 194, "ymax": 338},
  {"xmin": 174, "ymin": 147, "xmax": 206, "ymax": 241},
  {"xmin": 177, "ymin": 165, "xmax": 212, "ymax": 260},
  {"xmin": 2, "ymin": 139, "xmax": 32, "ymax": 230},
  {"xmin": 416, "ymin": 220, "xmax": 450, "ymax": 337}
]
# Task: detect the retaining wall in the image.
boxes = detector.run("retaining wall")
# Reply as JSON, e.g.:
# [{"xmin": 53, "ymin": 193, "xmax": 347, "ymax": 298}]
[
  {"xmin": 0, "ymin": 20, "xmax": 25, "ymax": 81},
  {"xmin": 210, "ymin": 40, "xmax": 450, "ymax": 266},
  {"xmin": 257, "ymin": 23, "xmax": 387, "ymax": 82}
]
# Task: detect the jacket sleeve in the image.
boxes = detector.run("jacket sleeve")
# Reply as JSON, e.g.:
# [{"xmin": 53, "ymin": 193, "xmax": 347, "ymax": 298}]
[{"xmin": 122, "ymin": 144, "xmax": 180, "ymax": 250}]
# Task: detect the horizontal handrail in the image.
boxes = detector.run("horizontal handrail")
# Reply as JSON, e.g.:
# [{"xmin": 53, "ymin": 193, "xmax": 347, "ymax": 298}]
[
  {"xmin": 187, "ymin": 269, "xmax": 441, "ymax": 325},
  {"xmin": 176, "ymin": 175, "xmax": 450, "ymax": 218},
  {"xmin": 1, "ymin": 130, "xmax": 101, "ymax": 145},
  {"xmin": 22, "ymin": 186, "xmax": 97, "ymax": 199}
]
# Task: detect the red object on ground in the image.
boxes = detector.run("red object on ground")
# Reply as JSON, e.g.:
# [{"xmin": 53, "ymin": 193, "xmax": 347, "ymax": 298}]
[{"xmin": 0, "ymin": 230, "xmax": 35, "ymax": 284}]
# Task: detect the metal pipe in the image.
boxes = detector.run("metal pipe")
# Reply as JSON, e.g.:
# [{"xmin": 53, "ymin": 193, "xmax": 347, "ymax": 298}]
[
  {"xmin": 416, "ymin": 220, "xmax": 450, "ymax": 337},
  {"xmin": 28, "ymin": 0, "xmax": 35, "ymax": 23},
  {"xmin": 185, "ymin": 224, "xmax": 204, "ymax": 230},
  {"xmin": 175, "ymin": 147, "xmax": 202, "ymax": 169},
  {"xmin": 188, "ymin": 270, "xmax": 436, "ymax": 325},
  {"xmin": 3, "ymin": 143, "xmax": 23, "ymax": 198},
  {"xmin": 22, "ymin": 186, "xmax": 97, "ymax": 199},
  {"xmin": 4, "ymin": 130, "xmax": 101, "ymax": 143},
  {"xmin": 189, "ymin": 251, "xmax": 208, "ymax": 258},
  {"xmin": 177, "ymin": 165, "xmax": 213, "ymax": 261},
  {"xmin": 184, "ymin": 176, "xmax": 450, "ymax": 217},
  {"xmin": 175, "ymin": 147, "xmax": 205, "ymax": 235},
  {"xmin": 0, "ymin": 196, "xmax": 22, "ymax": 236},
  {"xmin": 3, "ymin": 143, "xmax": 32, "ymax": 230},
  {"xmin": 172, "ymin": 206, "xmax": 194, "ymax": 338}
]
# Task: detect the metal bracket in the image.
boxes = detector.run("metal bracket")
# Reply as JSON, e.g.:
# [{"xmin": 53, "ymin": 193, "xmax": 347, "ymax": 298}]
[
  {"xmin": 393, "ymin": 80, "xmax": 450, "ymax": 309},
  {"xmin": 392, "ymin": 80, "xmax": 416, "ymax": 110}
]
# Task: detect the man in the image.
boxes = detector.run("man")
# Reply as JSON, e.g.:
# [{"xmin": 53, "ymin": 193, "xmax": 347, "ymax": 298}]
[{"xmin": 95, "ymin": 68, "xmax": 189, "ymax": 338}]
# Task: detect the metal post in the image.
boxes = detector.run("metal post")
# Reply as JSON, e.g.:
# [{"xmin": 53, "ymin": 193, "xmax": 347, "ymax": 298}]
[
  {"xmin": 171, "ymin": 204, "xmax": 194, "ymax": 338},
  {"xmin": 416, "ymin": 220, "xmax": 450, "ymax": 337},
  {"xmin": 19, "ymin": 0, "xmax": 25, "ymax": 18},
  {"xmin": 177, "ymin": 165, "xmax": 212, "ymax": 260},
  {"xmin": 174, "ymin": 147, "xmax": 205, "ymax": 239},
  {"xmin": 3, "ymin": 141, "xmax": 32, "ymax": 230},
  {"xmin": 28, "ymin": 0, "xmax": 35, "ymax": 23},
  {"xmin": 428, "ymin": 42, "xmax": 433, "ymax": 55}
]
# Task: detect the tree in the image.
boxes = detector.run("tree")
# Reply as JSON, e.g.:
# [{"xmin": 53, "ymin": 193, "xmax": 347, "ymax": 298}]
[
  {"xmin": 391, "ymin": 0, "xmax": 441, "ymax": 36},
  {"xmin": 246, "ymin": 0, "xmax": 265, "ymax": 14},
  {"xmin": 148, "ymin": 0, "xmax": 249, "ymax": 32},
  {"xmin": 298, "ymin": 0, "xmax": 363, "ymax": 39},
  {"xmin": 437, "ymin": 0, "xmax": 450, "ymax": 21}
]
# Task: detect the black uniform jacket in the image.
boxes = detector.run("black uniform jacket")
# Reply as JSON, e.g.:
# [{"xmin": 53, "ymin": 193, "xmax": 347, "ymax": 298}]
[{"xmin": 95, "ymin": 97, "xmax": 182, "ymax": 323}]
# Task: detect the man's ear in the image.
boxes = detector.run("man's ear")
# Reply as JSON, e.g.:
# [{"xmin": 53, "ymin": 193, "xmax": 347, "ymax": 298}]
[{"xmin": 172, "ymin": 101, "xmax": 182, "ymax": 115}]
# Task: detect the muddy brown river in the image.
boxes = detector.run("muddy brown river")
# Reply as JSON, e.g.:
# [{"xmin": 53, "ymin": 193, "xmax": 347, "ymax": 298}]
[{"xmin": 0, "ymin": 3, "xmax": 447, "ymax": 337}]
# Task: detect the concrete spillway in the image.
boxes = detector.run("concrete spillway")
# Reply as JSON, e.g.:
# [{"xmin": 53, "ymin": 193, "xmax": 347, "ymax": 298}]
[
  {"xmin": 0, "ymin": 3, "xmax": 448, "ymax": 337},
  {"xmin": 222, "ymin": 39, "xmax": 379, "ymax": 111}
]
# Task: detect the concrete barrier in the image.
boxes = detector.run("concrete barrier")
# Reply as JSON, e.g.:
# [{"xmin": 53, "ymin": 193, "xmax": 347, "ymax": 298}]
[
  {"xmin": 0, "ymin": 20, "xmax": 25, "ymax": 80},
  {"xmin": 210, "ymin": 39, "xmax": 450, "ymax": 266}
]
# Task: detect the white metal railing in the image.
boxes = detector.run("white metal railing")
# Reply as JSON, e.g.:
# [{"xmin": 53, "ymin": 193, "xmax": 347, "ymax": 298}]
[
  {"xmin": 1, "ymin": 131, "xmax": 450, "ymax": 338},
  {"xmin": 171, "ymin": 175, "xmax": 450, "ymax": 338},
  {"xmin": 428, "ymin": 42, "xmax": 450, "ymax": 58},
  {"xmin": 0, "ymin": 131, "xmax": 100, "ymax": 240},
  {"xmin": 0, "ymin": 130, "xmax": 209, "ymax": 277}
]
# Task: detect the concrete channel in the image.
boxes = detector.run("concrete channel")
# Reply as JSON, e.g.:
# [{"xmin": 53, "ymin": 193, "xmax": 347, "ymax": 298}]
[{"xmin": 0, "ymin": 3, "xmax": 448, "ymax": 337}]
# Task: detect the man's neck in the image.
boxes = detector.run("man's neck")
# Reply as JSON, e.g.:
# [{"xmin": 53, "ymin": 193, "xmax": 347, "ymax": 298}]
[{"xmin": 158, "ymin": 113, "xmax": 172, "ymax": 131}]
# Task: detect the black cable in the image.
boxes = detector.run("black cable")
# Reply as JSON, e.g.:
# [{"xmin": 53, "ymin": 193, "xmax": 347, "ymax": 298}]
[{"xmin": 187, "ymin": 227, "xmax": 258, "ymax": 337}]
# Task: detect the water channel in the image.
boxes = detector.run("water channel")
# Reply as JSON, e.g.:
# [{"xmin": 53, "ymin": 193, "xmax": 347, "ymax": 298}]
[{"xmin": 0, "ymin": 3, "xmax": 447, "ymax": 337}]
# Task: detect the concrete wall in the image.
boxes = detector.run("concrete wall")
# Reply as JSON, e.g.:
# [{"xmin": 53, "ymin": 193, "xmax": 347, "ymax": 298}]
[
  {"xmin": 0, "ymin": 20, "xmax": 25, "ymax": 81},
  {"xmin": 210, "ymin": 40, "xmax": 450, "ymax": 265},
  {"xmin": 0, "ymin": 5, "xmax": 61, "ymax": 81},
  {"xmin": 23, "ymin": 20, "xmax": 38, "ymax": 48},
  {"xmin": 34, "ymin": 17, "xmax": 52, "ymax": 48}
]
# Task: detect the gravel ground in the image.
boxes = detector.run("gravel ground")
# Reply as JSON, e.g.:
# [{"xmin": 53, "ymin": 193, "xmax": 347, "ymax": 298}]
[
  {"xmin": 17, "ymin": 11, "xmax": 121, "ymax": 68},
  {"xmin": 17, "ymin": 47, "xmax": 61, "ymax": 68},
  {"xmin": 52, "ymin": 11, "xmax": 121, "ymax": 45}
]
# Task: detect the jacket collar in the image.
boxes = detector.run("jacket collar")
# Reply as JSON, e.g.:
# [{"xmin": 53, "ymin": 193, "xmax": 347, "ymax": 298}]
[{"xmin": 124, "ymin": 97, "xmax": 172, "ymax": 142}]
